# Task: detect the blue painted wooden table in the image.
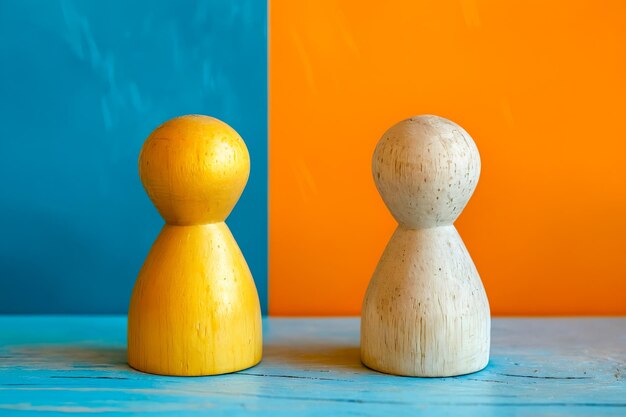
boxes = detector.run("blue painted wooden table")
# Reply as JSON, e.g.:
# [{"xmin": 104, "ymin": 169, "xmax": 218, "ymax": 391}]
[{"xmin": 0, "ymin": 317, "xmax": 624, "ymax": 416}]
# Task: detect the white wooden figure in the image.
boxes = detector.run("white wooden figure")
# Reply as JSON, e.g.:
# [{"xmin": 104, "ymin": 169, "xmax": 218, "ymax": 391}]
[{"xmin": 361, "ymin": 115, "xmax": 490, "ymax": 377}]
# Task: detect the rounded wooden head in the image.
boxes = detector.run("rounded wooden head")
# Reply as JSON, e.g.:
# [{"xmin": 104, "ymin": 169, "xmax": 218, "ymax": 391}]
[
  {"xmin": 139, "ymin": 115, "xmax": 250, "ymax": 225},
  {"xmin": 372, "ymin": 115, "xmax": 480, "ymax": 228}
]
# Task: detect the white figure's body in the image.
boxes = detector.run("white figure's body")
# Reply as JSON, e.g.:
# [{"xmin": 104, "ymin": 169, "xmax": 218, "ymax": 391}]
[{"xmin": 361, "ymin": 115, "xmax": 490, "ymax": 377}]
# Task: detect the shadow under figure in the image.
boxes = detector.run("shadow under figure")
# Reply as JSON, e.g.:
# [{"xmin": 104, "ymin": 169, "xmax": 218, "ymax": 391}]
[
  {"xmin": 260, "ymin": 343, "xmax": 363, "ymax": 374},
  {"xmin": 2, "ymin": 345, "xmax": 129, "ymax": 373},
  {"xmin": 249, "ymin": 319, "xmax": 366, "ymax": 379}
]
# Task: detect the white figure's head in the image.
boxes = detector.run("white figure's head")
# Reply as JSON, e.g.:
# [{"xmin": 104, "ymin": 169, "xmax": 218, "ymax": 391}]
[{"xmin": 372, "ymin": 115, "xmax": 481, "ymax": 228}]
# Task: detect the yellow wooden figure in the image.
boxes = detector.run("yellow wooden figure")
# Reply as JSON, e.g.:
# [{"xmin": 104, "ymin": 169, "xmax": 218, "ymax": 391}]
[{"xmin": 128, "ymin": 115, "xmax": 262, "ymax": 376}]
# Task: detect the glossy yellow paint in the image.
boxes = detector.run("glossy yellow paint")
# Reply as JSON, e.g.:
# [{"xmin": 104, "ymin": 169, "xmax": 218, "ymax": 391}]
[{"xmin": 128, "ymin": 115, "xmax": 262, "ymax": 376}]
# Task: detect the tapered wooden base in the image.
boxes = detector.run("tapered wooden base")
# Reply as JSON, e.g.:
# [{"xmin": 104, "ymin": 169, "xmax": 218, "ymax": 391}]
[
  {"xmin": 128, "ymin": 223, "xmax": 262, "ymax": 376},
  {"xmin": 361, "ymin": 226, "xmax": 490, "ymax": 377}
]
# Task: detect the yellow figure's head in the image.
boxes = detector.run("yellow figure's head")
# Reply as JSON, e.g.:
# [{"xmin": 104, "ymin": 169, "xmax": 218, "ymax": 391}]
[{"xmin": 139, "ymin": 115, "xmax": 250, "ymax": 225}]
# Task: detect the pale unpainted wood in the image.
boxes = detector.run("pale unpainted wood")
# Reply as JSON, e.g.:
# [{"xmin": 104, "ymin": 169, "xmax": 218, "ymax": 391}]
[
  {"xmin": 371, "ymin": 115, "xmax": 481, "ymax": 229},
  {"xmin": 361, "ymin": 225, "xmax": 490, "ymax": 376},
  {"xmin": 362, "ymin": 115, "xmax": 490, "ymax": 376}
]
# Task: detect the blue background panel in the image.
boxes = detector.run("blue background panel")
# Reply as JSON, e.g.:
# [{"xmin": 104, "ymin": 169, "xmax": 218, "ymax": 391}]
[{"xmin": 0, "ymin": 0, "xmax": 268, "ymax": 314}]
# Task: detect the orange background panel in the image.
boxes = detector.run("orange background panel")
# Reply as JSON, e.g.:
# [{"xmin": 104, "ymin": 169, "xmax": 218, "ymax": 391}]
[{"xmin": 269, "ymin": 0, "xmax": 626, "ymax": 316}]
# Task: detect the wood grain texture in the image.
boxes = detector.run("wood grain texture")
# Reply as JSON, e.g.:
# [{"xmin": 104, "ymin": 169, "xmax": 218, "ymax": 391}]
[
  {"xmin": 128, "ymin": 115, "xmax": 262, "ymax": 376},
  {"xmin": 362, "ymin": 115, "xmax": 490, "ymax": 376},
  {"xmin": 0, "ymin": 316, "xmax": 624, "ymax": 416}
]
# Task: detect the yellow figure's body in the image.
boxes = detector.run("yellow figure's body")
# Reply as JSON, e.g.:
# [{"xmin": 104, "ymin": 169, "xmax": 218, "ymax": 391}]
[{"xmin": 128, "ymin": 115, "xmax": 262, "ymax": 376}]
